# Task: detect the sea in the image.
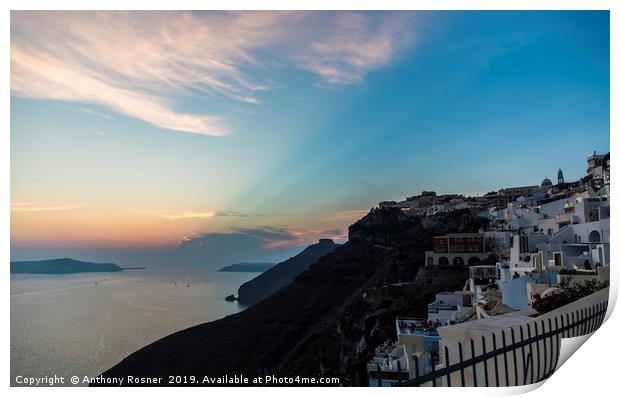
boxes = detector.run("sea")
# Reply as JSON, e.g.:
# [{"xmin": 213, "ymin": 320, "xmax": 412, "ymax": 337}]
[{"xmin": 10, "ymin": 268, "xmax": 256, "ymax": 386}]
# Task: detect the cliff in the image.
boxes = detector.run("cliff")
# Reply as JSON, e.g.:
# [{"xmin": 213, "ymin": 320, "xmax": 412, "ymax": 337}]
[
  {"xmin": 10, "ymin": 258, "xmax": 122, "ymax": 274},
  {"xmin": 237, "ymin": 239, "xmax": 339, "ymax": 305},
  {"xmin": 99, "ymin": 208, "xmax": 487, "ymax": 386},
  {"xmin": 218, "ymin": 263, "xmax": 276, "ymax": 273}
]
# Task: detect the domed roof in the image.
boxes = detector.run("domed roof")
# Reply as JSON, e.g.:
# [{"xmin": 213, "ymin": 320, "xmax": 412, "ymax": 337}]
[{"xmin": 541, "ymin": 177, "xmax": 553, "ymax": 188}]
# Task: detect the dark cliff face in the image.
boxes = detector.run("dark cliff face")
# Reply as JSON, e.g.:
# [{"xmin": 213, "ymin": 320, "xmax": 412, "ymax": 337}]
[
  {"xmin": 99, "ymin": 209, "xmax": 487, "ymax": 386},
  {"xmin": 347, "ymin": 208, "xmax": 488, "ymax": 283},
  {"xmin": 237, "ymin": 239, "xmax": 340, "ymax": 305}
]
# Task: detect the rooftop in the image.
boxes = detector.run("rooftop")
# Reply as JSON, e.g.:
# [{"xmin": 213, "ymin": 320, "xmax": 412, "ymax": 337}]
[
  {"xmin": 396, "ymin": 318, "xmax": 440, "ymax": 337},
  {"xmin": 438, "ymin": 309, "xmax": 537, "ymax": 338}
]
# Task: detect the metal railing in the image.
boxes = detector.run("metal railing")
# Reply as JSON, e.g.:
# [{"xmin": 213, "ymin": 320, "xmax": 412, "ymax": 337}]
[{"xmin": 394, "ymin": 292, "xmax": 608, "ymax": 387}]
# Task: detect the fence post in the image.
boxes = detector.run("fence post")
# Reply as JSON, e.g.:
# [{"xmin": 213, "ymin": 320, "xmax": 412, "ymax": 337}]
[
  {"xmin": 561, "ymin": 314, "xmax": 566, "ymax": 338},
  {"xmin": 458, "ymin": 342, "xmax": 465, "ymax": 387},
  {"xmin": 470, "ymin": 339, "xmax": 477, "ymax": 386},
  {"xmin": 492, "ymin": 333, "xmax": 500, "ymax": 386},
  {"xmin": 528, "ymin": 323, "xmax": 535, "ymax": 384},
  {"xmin": 481, "ymin": 335, "xmax": 489, "ymax": 387},
  {"xmin": 523, "ymin": 353, "xmax": 532, "ymax": 384},
  {"xmin": 541, "ymin": 321, "xmax": 548, "ymax": 378},
  {"xmin": 444, "ymin": 346, "xmax": 451, "ymax": 387},
  {"xmin": 512, "ymin": 325, "xmax": 525, "ymax": 386},
  {"xmin": 534, "ymin": 322, "xmax": 541, "ymax": 381},
  {"xmin": 501, "ymin": 330, "xmax": 509, "ymax": 386},
  {"xmin": 431, "ymin": 351, "xmax": 437, "ymax": 387}
]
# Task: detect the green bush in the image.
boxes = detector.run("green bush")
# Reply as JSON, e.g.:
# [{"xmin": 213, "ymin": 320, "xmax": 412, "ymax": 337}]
[{"xmin": 532, "ymin": 278, "xmax": 609, "ymax": 314}]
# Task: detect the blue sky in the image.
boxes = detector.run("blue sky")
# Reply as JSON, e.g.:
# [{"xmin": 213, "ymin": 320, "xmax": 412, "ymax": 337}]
[{"xmin": 10, "ymin": 11, "xmax": 610, "ymax": 267}]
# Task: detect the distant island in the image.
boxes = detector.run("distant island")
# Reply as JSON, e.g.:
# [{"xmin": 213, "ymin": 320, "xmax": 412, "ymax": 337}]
[
  {"xmin": 10, "ymin": 258, "xmax": 123, "ymax": 274},
  {"xmin": 217, "ymin": 262, "xmax": 276, "ymax": 273}
]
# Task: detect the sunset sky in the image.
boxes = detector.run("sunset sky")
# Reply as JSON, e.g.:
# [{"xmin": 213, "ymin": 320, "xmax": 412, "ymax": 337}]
[{"xmin": 10, "ymin": 11, "xmax": 610, "ymax": 267}]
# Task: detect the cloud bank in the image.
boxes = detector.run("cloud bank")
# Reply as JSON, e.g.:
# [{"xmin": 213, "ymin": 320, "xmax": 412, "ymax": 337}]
[
  {"xmin": 11, "ymin": 201, "xmax": 77, "ymax": 212},
  {"xmin": 161, "ymin": 210, "xmax": 276, "ymax": 220},
  {"xmin": 177, "ymin": 225, "xmax": 346, "ymax": 251},
  {"xmin": 11, "ymin": 11, "xmax": 415, "ymax": 136}
]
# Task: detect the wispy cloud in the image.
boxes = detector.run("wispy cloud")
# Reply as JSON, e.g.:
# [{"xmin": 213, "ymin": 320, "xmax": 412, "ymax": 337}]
[
  {"xmin": 216, "ymin": 211, "xmax": 253, "ymax": 217},
  {"xmin": 81, "ymin": 107, "xmax": 113, "ymax": 120},
  {"xmin": 296, "ymin": 12, "xmax": 414, "ymax": 84},
  {"xmin": 444, "ymin": 31, "xmax": 539, "ymax": 70},
  {"xmin": 11, "ymin": 201, "xmax": 76, "ymax": 212},
  {"xmin": 11, "ymin": 11, "xmax": 415, "ymax": 135},
  {"xmin": 176, "ymin": 231, "xmax": 199, "ymax": 247},
  {"xmin": 11, "ymin": 44, "xmax": 226, "ymax": 136},
  {"xmin": 161, "ymin": 211, "xmax": 217, "ymax": 220},
  {"xmin": 323, "ymin": 208, "xmax": 369, "ymax": 221},
  {"xmin": 161, "ymin": 209, "xmax": 280, "ymax": 220}
]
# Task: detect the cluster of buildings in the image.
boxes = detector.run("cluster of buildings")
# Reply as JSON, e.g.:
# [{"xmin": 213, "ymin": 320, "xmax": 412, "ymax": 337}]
[
  {"xmin": 367, "ymin": 151, "xmax": 610, "ymax": 386},
  {"xmin": 378, "ymin": 192, "xmax": 474, "ymax": 217}
]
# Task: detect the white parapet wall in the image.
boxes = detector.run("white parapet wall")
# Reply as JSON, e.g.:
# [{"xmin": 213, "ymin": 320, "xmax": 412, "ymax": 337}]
[{"xmin": 412, "ymin": 288, "xmax": 611, "ymax": 387}]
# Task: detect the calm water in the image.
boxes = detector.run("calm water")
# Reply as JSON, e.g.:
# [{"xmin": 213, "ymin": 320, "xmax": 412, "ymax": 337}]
[{"xmin": 10, "ymin": 268, "xmax": 256, "ymax": 386}]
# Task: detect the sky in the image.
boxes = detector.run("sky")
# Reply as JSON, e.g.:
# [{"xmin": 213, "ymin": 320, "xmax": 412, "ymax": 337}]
[{"xmin": 10, "ymin": 11, "xmax": 610, "ymax": 268}]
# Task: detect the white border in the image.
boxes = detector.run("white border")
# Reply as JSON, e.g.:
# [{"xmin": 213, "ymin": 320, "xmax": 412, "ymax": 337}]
[{"xmin": 2, "ymin": 1, "xmax": 617, "ymax": 396}]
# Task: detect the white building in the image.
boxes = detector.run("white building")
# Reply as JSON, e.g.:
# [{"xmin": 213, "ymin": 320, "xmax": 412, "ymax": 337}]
[
  {"xmin": 508, "ymin": 192, "xmax": 610, "ymax": 273},
  {"xmin": 367, "ymin": 342, "xmax": 409, "ymax": 387},
  {"xmin": 427, "ymin": 291, "xmax": 474, "ymax": 324}
]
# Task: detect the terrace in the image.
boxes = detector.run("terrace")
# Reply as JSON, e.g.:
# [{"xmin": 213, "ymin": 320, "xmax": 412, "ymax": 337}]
[{"xmin": 397, "ymin": 318, "xmax": 440, "ymax": 337}]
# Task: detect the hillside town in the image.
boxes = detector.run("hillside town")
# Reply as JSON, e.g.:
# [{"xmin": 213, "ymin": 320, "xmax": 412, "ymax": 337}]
[{"xmin": 367, "ymin": 151, "xmax": 610, "ymax": 386}]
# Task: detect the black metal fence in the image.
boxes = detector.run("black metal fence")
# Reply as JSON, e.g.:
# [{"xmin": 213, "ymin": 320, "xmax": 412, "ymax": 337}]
[{"xmin": 394, "ymin": 298, "xmax": 608, "ymax": 387}]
